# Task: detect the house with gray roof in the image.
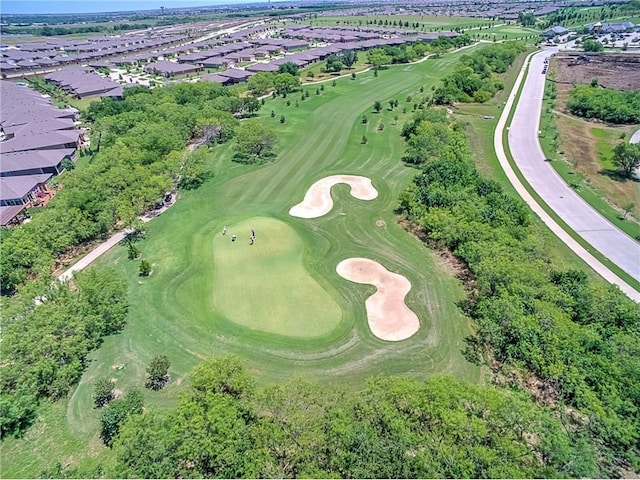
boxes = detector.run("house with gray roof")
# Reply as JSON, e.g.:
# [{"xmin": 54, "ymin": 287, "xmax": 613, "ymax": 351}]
[
  {"xmin": 144, "ymin": 61, "xmax": 202, "ymax": 77},
  {"xmin": 543, "ymin": 25, "xmax": 570, "ymax": 38},
  {"xmin": 590, "ymin": 21, "xmax": 636, "ymax": 33},
  {"xmin": 1, "ymin": 148, "xmax": 75, "ymax": 178},
  {"xmin": 0, "ymin": 81, "xmax": 83, "ymax": 225},
  {"xmin": 1, "ymin": 174, "xmax": 52, "ymax": 207},
  {"xmin": 217, "ymin": 68, "xmax": 254, "ymax": 84}
]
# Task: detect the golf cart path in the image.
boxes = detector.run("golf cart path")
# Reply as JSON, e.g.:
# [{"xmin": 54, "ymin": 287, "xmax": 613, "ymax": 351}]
[{"xmin": 496, "ymin": 48, "xmax": 639, "ymax": 301}]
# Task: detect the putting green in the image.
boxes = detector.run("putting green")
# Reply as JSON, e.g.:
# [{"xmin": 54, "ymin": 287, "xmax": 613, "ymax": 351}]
[{"xmin": 212, "ymin": 217, "xmax": 342, "ymax": 337}]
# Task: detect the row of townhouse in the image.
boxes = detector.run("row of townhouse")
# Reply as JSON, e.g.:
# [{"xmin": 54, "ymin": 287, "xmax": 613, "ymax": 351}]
[{"xmin": 0, "ymin": 80, "xmax": 83, "ymax": 226}]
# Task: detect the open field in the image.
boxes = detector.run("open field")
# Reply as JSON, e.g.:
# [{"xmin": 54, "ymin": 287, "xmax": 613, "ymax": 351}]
[{"xmin": 0, "ymin": 44, "xmax": 487, "ymax": 477}]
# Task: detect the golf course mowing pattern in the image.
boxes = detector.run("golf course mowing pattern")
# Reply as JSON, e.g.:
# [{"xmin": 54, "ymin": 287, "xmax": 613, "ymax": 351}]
[
  {"xmin": 289, "ymin": 175, "xmax": 378, "ymax": 218},
  {"xmin": 1, "ymin": 44, "xmax": 493, "ymax": 478},
  {"xmin": 212, "ymin": 217, "xmax": 342, "ymax": 337}
]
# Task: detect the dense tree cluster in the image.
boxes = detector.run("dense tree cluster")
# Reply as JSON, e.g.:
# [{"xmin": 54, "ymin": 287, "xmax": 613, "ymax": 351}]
[
  {"xmin": 103, "ymin": 356, "xmax": 599, "ymax": 478},
  {"xmin": 567, "ymin": 84, "xmax": 640, "ymax": 124},
  {"xmin": 365, "ymin": 35, "xmax": 472, "ymax": 68},
  {"xmin": 0, "ymin": 268, "xmax": 128, "ymax": 438},
  {"xmin": 247, "ymin": 72, "xmax": 301, "ymax": 96},
  {"xmin": 398, "ymin": 107, "xmax": 640, "ymax": 472},
  {"xmin": 434, "ymin": 42, "xmax": 526, "ymax": 104},
  {"xmin": 581, "ymin": 38, "xmax": 605, "ymax": 52},
  {"xmin": 1, "ymin": 82, "xmax": 259, "ymax": 294}
]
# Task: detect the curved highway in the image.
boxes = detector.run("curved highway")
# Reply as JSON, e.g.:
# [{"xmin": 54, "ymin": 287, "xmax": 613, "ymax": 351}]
[{"xmin": 496, "ymin": 48, "xmax": 640, "ymax": 301}]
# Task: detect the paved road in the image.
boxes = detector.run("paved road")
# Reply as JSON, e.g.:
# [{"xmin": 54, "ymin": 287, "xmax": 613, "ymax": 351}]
[
  {"xmin": 493, "ymin": 52, "xmax": 640, "ymax": 302},
  {"xmin": 507, "ymin": 48, "xmax": 640, "ymax": 286},
  {"xmin": 631, "ymin": 128, "xmax": 640, "ymax": 144}
]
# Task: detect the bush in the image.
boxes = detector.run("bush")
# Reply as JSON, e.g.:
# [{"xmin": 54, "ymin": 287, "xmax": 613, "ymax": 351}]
[
  {"xmin": 94, "ymin": 378, "xmax": 115, "ymax": 408},
  {"xmin": 145, "ymin": 355, "xmax": 171, "ymax": 390},
  {"xmin": 139, "ymin": 260, "xmax": 152, "ymax": 276}
]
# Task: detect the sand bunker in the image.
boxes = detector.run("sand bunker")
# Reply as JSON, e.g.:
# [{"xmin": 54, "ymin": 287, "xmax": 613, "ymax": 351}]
[
  {"xmin": 289, "ymin": 175, "xmax": 378, "ymax": 218},
  {"xmin": 336, "ymin": 258, "xmax": 420, "ymax": 341}
]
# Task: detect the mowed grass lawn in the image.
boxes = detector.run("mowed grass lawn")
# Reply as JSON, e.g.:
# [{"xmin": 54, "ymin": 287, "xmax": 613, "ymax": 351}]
[{"xmin": 1, "ymin": 46, "xmax": 487, "ymax": 477}]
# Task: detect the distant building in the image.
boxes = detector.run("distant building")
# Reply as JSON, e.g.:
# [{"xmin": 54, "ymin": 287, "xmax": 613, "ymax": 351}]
[
  {"xmin": 0, "ymin": 81, "xmax": 83, "ymax": 226},
  {"xmin": 144, "ymin": 60, "xmax": 202, "ymax": 77},
  {"xmin": 543, "ymin": 26, "xmax": 570, "ymax": 38},
  {"xmin": 590, "ymin": 21, "xmax": 635, "ymax": 34}
]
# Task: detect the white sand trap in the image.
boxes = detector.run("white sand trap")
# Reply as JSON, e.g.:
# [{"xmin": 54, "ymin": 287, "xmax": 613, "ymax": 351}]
[
  {"xmin": 289, "ymin": 175, "xmax": 378, "ymax": 219},
  {"xmin": 336, "ymin": 258, "xmax": 420, "ymax": 341}
]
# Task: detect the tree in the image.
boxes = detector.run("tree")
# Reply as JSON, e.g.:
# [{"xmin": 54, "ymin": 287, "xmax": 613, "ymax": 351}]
[
  {"xmin": 351, "ymin": 72, "xmax": 356, "ymax": 80},
  {"xmin": 280, "ymin": 115, "xmax": 286, "ymax": 123},
  {"xmin": 145, "ymin": 355, "xmax": 171, "ymax": 390},
  {"xmin": 190, "ymin": 355, "xmax": 254, "ymax": 398},
  {"xmin": 273, "ymin": 73, "xmax": 300, "ymax": 96},
  {"xmin": 361, "ymin": 135, "xmax": 368, "ymax": 144},
  {"xmin": 582, "ymin": 39, "xmax": 604, "ymax": 52},
  {"xmin": 367, "ymin": 48, "xmax": 392, "ymax": 68},
  {"xmin": 61, "ymin": 158, "xmax": 75, "ymax": 171},
  {"xmin": 373, "ymin": 100, "xmax": 382, "ymax": 113},
  {"xmin": 233, "ymin": 119, "xmax": 277, "ymax": 163},
  {"xmin": 139, "ymin": 259, "xmax": 152, "ymax": 276},
  {"xmin": 612, "ymin": 142, "xmax": 640, "ymax": 178},
  {"xmin": 278, "ymin": 62, "xmax": 299, "ymax": 77},
  {"xmin": 94, "ymin": 378, "xmax": 115, "ymax": 408},
  {"xmin": 341, "ymin": 50, "xmax": 358, "ymax": 69},
  {"xmin": 240, "ymin": 96, "xmax": 261, "ymax": 117},
  {"xmin": 100, "ymin": 389, "xmax": 144, "ymax": 446},
  {"xmin": 247, "ymin": 72, "xmax": 274, "ymax": 96},
  {"xmin": 325, "ymin": 54, "xmax": 344, "ymax": 73}
]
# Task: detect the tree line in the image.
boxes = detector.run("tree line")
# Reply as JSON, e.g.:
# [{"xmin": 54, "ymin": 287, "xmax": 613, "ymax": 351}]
[
  {"xmin": 567, "ymin": 83, "xmax": 640, "ymax": 124},
  {"xmin": 434, "ymin": 41, "xmax": 526, "ymax": 104},
  {"xmin": 397, "ymin": 106, "xmax": 640, "ymax": 473},
  {"xmin": 0, "ymin": 268, "xmax": 128, "ymax": 438},
  {"xmin": 0, "ymin": 82, "xmax": 265, "ymax": 295},
  {"xmin": 45, "ymin": 356, "xmax": 603, "ymax": 478}
]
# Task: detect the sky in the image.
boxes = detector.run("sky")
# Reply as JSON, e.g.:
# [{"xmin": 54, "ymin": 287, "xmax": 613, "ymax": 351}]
[{"xmin": 1, "ymin": 0, "xmax": 267, "ymax": 15}]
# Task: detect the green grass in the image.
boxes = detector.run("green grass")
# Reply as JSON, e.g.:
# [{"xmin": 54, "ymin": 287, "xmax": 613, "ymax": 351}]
[
  {"xmin": 0, "ymin": 401, "xmax": 111, "ymax": 478},
  {"xmin": 68, "ymin": 96, "xmax": 101, "ymax": 111},
  {"xmin": 0, "ymin": 44, "xmax": 488, "ymax": 477},
  {"xmin": 212, "ymin": 217, "xmax": 343, "ymax": 337}
]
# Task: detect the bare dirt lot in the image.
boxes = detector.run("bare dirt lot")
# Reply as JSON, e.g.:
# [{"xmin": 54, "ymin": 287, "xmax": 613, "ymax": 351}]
[{"xmin": 553, "ymin": 53, "xmax": 640, "ymax": 91}]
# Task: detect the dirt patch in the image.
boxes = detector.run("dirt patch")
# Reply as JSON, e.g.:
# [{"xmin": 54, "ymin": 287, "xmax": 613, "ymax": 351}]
[
  {"xmin": 375, "ymin": 219, "xmax": 386, "ymax": 227},
  {"xmin": 552, "ymin": 53, "xmax": 640, "ymax": 91},
  {"xmin": 289, "ymin": 175, "xmax": 378, "ymax": 219},
  {"xmin": 112, "ymin": 388, "xmax": 123, "ymax": 400},
  {"xmin": 336, "ymin": 257, "xmax": 420, "ymax": 341}
]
